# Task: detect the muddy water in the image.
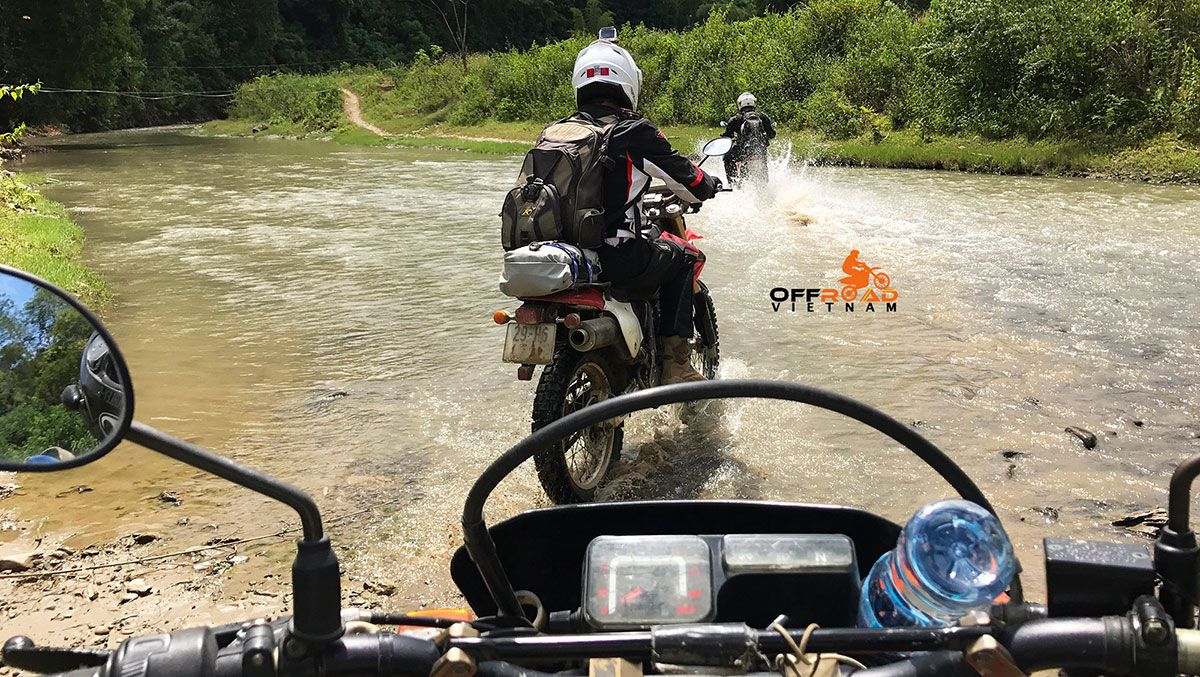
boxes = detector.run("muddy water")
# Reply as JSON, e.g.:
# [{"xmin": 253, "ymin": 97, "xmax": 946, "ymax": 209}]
[{"xmin": 9, "ymin": 129, "xmax": 1200, "ymax": 612}]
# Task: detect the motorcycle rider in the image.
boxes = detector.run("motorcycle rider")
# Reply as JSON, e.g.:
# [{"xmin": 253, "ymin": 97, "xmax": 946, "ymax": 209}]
[
  {"xmin": 570, "ymin": 38, "xmax": 720, "ymax": 384},
  {"xmin": 721, "ymin": 92, "xmax": 776, "ymax": 180}
]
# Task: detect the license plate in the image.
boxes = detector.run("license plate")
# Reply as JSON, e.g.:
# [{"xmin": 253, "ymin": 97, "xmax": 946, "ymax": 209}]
[{"xmin": 503, "ymin": 323, "xmax": 556, "ymax": 364}]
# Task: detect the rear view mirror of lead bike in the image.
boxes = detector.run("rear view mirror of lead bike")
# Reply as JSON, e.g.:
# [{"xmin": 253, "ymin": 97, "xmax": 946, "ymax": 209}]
[{"xmin": 702, "ymin": 137, "xmax": 733, "ymax": 157}]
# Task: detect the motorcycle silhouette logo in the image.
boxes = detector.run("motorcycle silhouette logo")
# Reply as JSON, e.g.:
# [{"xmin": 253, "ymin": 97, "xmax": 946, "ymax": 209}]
[{"xmin": 838, "ymin": 250, "xmax": 891, "ymax": 302}]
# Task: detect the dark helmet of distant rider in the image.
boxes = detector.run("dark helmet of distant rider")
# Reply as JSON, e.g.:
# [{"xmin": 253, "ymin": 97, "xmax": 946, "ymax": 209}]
[{"xmin": 60, "ymin": 331, "xmax": 125, "ymax": 440}]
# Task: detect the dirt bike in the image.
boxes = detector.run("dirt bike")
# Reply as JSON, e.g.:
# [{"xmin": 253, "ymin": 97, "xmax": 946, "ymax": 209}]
[
  {"xmin": 719, "ymin": 122, "xmax": 769, "ymax": 187},
  {"xmin": 839, "ymin": 267, "xmax": 891, "ymax": 302},
  {"xmin": 493, "ymin": 138, "xmax": 731, "ymax": 504},
  {"xmin": 727, "ymin": 146, "xmax": 769, "ymax": 187},
  {"xmin": 6, "ymin": 263, "xmax": 1200, "ymax": 677}
]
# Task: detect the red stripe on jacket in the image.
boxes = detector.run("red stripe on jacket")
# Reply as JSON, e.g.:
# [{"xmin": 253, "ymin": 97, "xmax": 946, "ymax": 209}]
[{"xmin": 626, "ymin": 152, "xmax": 634, "ymax": 199}]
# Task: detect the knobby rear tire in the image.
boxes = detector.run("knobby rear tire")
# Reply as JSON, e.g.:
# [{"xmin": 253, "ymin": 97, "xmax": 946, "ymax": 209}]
[
  {"xmin": 691, "ymin": 282, "xmax": 720, "ymax": 380},
  {"xmin": 532, "ymin": 349, "xmax": 624, "ymax": 504}
]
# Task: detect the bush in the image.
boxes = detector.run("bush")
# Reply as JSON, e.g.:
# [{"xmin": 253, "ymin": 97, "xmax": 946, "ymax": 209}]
[
  {"xmin": 1175, "ymin": 46, "xmax": 1200, "ymax": 139},
  {"xmin": 804, "ymin": 88, "xmax": 866, "ymax": 138},
  {"xmin": 229, "ymin": 73, "xmax": 342, "ymax": 130}
]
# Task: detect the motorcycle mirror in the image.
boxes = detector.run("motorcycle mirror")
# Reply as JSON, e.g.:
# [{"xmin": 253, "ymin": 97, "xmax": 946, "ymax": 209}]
[
  {"xmin": 0, "ymin": 266, "xmax": 134, "ymax": 472},
  {"xmin": 702, "ymin": 137, "xmax": 734, "ymax": 157},
  {"xmin": 719, "ymin": 121, "xmax": 726, "ymax": 128},
  {"xmin": 0, "ymin": 266, "xmax": 344, "ymax": 643}
]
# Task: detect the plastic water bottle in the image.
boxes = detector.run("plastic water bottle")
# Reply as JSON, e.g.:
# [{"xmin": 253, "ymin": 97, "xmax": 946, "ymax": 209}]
[{"xmin": 857, "ymin": 499, "xmax": 1015, "ymax": 628}]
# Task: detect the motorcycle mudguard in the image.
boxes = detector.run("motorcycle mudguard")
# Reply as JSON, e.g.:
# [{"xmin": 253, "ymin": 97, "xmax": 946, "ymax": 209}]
[{"xmin": 604, "ymin": 298, "xmax": 643, "ymax": 358}]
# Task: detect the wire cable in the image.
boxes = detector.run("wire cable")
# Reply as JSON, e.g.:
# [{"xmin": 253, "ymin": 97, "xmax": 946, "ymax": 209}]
[{"xmin": 33, "ymin": 85, "xmax": 343, "ymax": 101}]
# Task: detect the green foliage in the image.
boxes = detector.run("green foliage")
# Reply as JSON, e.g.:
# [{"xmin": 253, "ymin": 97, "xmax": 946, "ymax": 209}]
[
  {"xmin": 228, "ymin": 73, "xmax": 342, "ymax": 130},
  {"xmin": 23, "ymin": 0, "xmax": 1186, "ymax": 147},
  {"xmin": 1, "ymin": 0, "xmax": 743, "ymax": 133},
  {"xmin": 1175, "ymin": 46, "xmax": 1200, "ymax": 140},
  {"xmin": 0, "ymin": 83, "xmax": 41, "ymax": 102},
  {"xmin": 919, "ymin": 0, "xmax": 1200, "ymax": 141},
  {"xmin": 0, "ymin": 83, "xmax": 40, "ymax": 145},
  {"xmin": 803, "ymin": 88, "xmax": 865, "ymax": 138},
  {"xmin": 282, "ymin": 0, "xmax": 925, "ymax": 137}
]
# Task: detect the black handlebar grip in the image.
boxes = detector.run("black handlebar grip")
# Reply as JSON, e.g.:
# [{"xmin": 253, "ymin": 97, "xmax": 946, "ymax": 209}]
[
  {"xmin": 1001, "ymin": 615, "xmax": 1179, "ymax": 676},
  {"xmin": 104, "ymin": 627, "xmax": 218, "ymax": 677}
]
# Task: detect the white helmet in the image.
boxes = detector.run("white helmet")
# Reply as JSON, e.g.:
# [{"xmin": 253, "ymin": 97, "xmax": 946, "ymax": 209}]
[
  {"xmin": 737, "ymin": 92, "xmax": 757, "ymax": 110},
  {"xmin": 572, "ymin": 40, "xmax": 643, "ymax": 110}
]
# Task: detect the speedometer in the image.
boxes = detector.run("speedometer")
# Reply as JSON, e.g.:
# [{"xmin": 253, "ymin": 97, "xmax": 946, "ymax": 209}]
[{"xmin": 583, "ymin": 535, "xmax": 713, "ymax": 629}]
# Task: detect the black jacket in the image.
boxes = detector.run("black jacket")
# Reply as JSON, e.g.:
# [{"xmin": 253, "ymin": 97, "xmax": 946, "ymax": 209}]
[
  {"xmin": 721, "ymin": 110, "xmax": 776, "ymax": 146},
  {"xmin": 577, "ymin": 104, "xmax": 719, "ymax": 239}
]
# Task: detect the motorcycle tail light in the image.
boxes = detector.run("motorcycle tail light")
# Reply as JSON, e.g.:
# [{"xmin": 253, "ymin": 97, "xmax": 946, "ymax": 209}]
[
  {"xmin": 493, "ymin": 311, "xmax": 512, "ymax": 324},
  {"xmin": 515, "ymin": 305, "xmax": 546, "ymax": 325}
]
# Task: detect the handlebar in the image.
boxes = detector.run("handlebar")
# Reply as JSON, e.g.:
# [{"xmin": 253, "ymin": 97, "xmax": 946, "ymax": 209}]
[{"xmin": 9, "ymin": 613, "xmax": 1194, "ymax": 677}]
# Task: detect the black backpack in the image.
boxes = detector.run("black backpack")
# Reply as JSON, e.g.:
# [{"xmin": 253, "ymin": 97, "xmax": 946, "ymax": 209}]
[
  {"xmin": 500, "ymin": 113, "xmax": 617, "ymax": 250},
  {"xmin": 740, "ymin": 112, "xmax": 768, "ymax": 148}
]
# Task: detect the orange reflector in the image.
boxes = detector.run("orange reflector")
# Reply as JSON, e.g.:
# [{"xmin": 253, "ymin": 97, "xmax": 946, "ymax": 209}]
[
  {"xmin": 517, "ymin": 364, "xmax": 535, "ymax": 381},
  {"xmin": 395, "ymin": 608, "xmax": 474, "ymax": 632},
  {"xmin": 563, "ymin": 313, "xmax": 581, "ymax": 329},
  {"xmin": 408, "ymin": 608, "xmax": 472, "ymax": 621},
  {"xmin": 494, "ymin": 311, "xmax": 511, "ymax": 324}
]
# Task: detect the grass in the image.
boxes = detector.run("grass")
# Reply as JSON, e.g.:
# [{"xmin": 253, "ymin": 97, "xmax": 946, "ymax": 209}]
[
  {"xmin": 1104, "ymin": 134, "xmax": 1200, "ymax": 183},
  {"xmin": 796, "ymin": 130, "xmax": 1104, "ymax": 176},
  {"xmin": 0, "ymin": 173, "xmax": 111, "ymax": 309}
]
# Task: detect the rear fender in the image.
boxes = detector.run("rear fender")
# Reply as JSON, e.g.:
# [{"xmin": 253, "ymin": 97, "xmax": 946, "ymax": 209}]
[{"xmin": 604, "ymin": 298, "xmax": 642, "ymax": 358}]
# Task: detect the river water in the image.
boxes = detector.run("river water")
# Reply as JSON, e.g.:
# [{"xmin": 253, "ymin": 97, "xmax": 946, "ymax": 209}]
[{"xmin": 8, "ymin": 128, "xmax": 1200, "ymax": 607}]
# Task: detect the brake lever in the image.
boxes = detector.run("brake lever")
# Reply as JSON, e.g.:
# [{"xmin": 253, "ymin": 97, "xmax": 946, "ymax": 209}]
[{"xmin": 2, "ymin": 636, "xmax": 112, "ymax": 672}]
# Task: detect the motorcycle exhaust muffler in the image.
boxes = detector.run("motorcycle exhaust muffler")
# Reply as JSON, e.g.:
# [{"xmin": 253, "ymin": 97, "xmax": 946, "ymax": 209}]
[{"xmin": 569, "ymin": 317, "xmax": 621, "ymax": 352}]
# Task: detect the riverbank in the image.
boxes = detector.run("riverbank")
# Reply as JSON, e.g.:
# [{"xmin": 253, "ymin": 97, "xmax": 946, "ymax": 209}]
[
  {"xmin": 199, "ymin": 110, "xmax": 1200, "ymax": 184},
  {"xmin": 0, "ymin": 172, "xmax": 110, "ymax": 307}
]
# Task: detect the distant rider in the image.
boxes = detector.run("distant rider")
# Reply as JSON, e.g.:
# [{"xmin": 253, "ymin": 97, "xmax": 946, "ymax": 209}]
[
  {"xmin": 570, "ymin": 39, "xmax": 720, "ymax": 383},
  {"xmin": 721, "ymin": 92, "xmax": 776, "ymax": 180}
]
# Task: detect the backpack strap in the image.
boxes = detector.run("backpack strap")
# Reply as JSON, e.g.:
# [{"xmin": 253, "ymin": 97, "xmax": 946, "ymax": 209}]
[{"xmin": 593, "ymin": 114, "xmax": 620, "ymax": 170}]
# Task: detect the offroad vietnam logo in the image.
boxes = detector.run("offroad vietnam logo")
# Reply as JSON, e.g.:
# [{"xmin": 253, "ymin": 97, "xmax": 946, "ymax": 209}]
[{"xmin": 770, "ymin": 250, "xmax": 899, "ymax": 313}]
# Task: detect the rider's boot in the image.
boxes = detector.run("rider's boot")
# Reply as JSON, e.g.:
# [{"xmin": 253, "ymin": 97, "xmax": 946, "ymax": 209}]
[{"xmin": 661, "ymin": 336, "xmax": 706, "ymax": 384}]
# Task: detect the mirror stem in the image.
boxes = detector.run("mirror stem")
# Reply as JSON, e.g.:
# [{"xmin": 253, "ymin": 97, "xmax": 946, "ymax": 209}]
[
  {"xmin": 125, "ymin": 421, "xmax": 345, "ymax": 644},
  {"xmin": 1157, "ymin": 450, "xmax": 1200, "ymax": 628},
  {"xmin": 126, "ymin": 421, "xmax": 323, "ymax": 540}
]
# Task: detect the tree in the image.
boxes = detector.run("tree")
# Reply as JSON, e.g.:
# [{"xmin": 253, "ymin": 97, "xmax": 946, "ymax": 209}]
[
  {"xmin": 421, "ymin": 0, "xmax": 471, "ymax": 71},
  {"xmin": 572, "ymin": 0, "xmax": 615, "ymax": 35}
]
